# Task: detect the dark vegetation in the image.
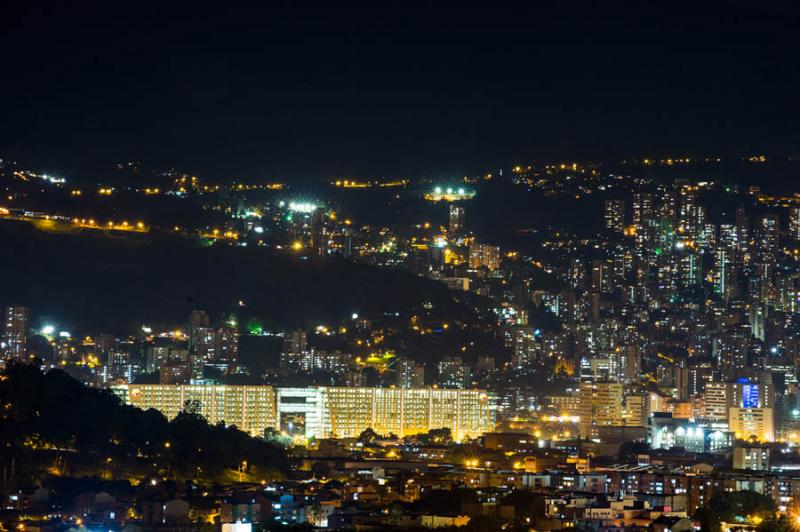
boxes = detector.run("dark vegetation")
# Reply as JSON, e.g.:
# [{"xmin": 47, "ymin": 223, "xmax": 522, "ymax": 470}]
[
  {"xmin": 0, "ymin": 363, "xmax": 289, "ymax": 485},
  {"xmin": 0, "ymin": 221, "xmax": 490, "ymax": 335}
]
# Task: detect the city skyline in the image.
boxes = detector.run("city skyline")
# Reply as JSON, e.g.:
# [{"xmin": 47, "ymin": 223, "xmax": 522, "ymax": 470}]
[{"xmin": 3, "ymin": 3, "xmax": 800, "ymax": 531}]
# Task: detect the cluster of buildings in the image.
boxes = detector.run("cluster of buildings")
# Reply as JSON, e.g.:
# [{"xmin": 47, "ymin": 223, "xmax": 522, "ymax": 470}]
[{"xmin": 8, "ymin": 164, "xmax": 800, "ymax": 529}]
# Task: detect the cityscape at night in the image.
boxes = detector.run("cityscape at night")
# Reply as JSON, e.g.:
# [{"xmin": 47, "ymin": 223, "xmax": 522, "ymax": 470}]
[{"xmin": 3, "ymin": 3, "xmax": 800, "ymax": 532}]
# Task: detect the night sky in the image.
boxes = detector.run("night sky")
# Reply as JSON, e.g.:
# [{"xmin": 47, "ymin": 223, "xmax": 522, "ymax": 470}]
[{"xmin": 2, "ymin": 2, "xmax": 799, "ymax": 180}]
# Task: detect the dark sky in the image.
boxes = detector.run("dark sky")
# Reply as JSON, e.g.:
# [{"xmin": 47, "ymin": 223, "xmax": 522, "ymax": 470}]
[{"xmin": 2, "ymin": 2, "xmax": 799, "ymax": 181}]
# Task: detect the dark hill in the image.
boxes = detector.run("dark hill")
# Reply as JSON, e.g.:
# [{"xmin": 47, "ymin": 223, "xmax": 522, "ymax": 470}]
[{"xmin": 0, "ymin": 220, "xmax": 487, "ymax": 333}]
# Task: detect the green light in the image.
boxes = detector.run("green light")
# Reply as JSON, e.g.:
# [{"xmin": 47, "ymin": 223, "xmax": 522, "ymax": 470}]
[
  {"xmin": 654, "ymin": 248, "xmax": 663, "ymax": 255},
  {"xmin": 247, "ymin": 318, "xmax": 264, "ymax": 335}
]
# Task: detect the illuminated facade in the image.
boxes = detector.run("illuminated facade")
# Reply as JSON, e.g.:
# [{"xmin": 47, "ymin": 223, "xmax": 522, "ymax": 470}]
[
  {"xmin": 729, "ymin": 407, "xmax": 775, "ymax": 442},
  {"xmin": 116, "ymin": 384, "xmax": 278, "ymax": 437},
  {"xmin": 468, "ymin": 244, "xmax": 500, "ymax": 271},
  {"xmin": 114, "ymin": 385, "xmax": 495, "ymax": 440},
  {"xmin": 2, "ymin": 305, "xmax": 29, "ymax": 360}
]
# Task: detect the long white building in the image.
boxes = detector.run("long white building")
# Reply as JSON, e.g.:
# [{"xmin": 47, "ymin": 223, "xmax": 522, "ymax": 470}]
[{"xmin": 113, "ymin": 384, "xmax": 495, "ymax": 441}]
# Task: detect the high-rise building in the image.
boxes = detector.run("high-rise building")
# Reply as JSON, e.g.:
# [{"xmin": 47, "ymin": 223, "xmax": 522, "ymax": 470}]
[
  {"xmin": 728, "ymin": 378, "xmax": 773, "ymax": 410},
  {"xmin": 734, "ymin": 206, "xmax": 750, "ymax": 253},
  {"xmin": 632, "ymin": 192, "xmax": 653, "ymax": 230},
  {"xmin": 701, "ymin": 382, "xmax": 729, "ymax": 421},
  {"xmin": 604, "ymin": 199, "xmax": 625, "ymax": 233},
  {"xmin": 2, "ymin": 306, "xmax": 29, "ymax": 361},
  {"xmin": 396, "ymin": 358, "xmax": 425, "ymax": 388},
  {"xmin": 310, "ymin": 208, "xmax": 328, "ymax": 257},
  {"xmin": 190, "ymin": 326, "xmax": 217, "ymax": 380},
  {"xmin": 790, "ymin": 207, "xmax": 800, "ymax": 241},
  {"xmin": 438, "ymin": 356, "xmax": 470, "ymax": 388},
  {"xmin": 578, "ymin": 381, "xmax": 624, "ymax": 438},
  {"xmin": 623, "ymin": 394, "xmax": 647, "ymax": 427},
  {"xmin": 755, "ymin": 213, "xmax": 779, "ymax": 260},
  {"xmin": 281, "ymin": 330, "xmax": 308, "ymax": 371},
  {"xmin": 510, "ymin": 326, "xmax": 539, "ymax": 369},
  {"xmin": 449, "ymin": 204, "xmax": 466, "ymax": 236},
  {"xmin": 189, "ymin": 310, "xmax": 210, "ymax": 353},
  {"xmin": 146, "ymin": 343, "xmax": 189, "ymax": 373},
  {"xmin": 613, "ymin": 345, "xmax": 641, "ymax": 385},
  {"xmin": 215, "ymin": 324, "xmax": 239, "ymax": 363}
]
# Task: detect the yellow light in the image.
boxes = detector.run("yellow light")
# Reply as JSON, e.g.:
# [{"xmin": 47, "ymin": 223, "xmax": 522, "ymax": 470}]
[{"xmin": 292, "ymin": 241, "xmax": 303, "ymax": 251}]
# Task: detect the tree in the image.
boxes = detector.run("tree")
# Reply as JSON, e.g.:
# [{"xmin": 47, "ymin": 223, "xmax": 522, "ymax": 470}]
[
  {"xmin": 695, "ymin": 490, "xmax": 777, "ymax": 532},
  {"xmin": 423, "ymin": 428, "xmax": 453, "ymax": 445},
  {"xmin": 358, "ymin": 427, "xmax": 381, "ymax": 445},
  {"xmin": 183, "ymin": 399, "xmax": 203, "ymax": 417}
]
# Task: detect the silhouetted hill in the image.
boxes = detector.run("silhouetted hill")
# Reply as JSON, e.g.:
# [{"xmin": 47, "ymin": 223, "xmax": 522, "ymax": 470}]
[{"xmin": 0, "ymin": 220, "xmax": 487, "ymax": 333}]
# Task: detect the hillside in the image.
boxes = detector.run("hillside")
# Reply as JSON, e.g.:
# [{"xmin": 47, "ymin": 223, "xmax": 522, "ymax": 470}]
[{"xmin": 0, "ymin": 220, "xmax": 489, "ymax": 334}]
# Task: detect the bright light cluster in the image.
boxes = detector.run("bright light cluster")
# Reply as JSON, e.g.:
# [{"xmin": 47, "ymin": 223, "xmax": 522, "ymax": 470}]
[{"xmin": 287, "ymin": 201, "xmax": 317, "ymax": 213}]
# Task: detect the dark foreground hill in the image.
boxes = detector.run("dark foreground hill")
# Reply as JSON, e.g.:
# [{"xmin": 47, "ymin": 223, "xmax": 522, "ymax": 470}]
[{"xmin": 0, "ymin": 363, "xmax": 289, "ymax": 484}]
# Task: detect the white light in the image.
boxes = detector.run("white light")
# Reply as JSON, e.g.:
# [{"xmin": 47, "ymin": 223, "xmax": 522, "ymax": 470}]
[
  {"xmin": 434, "ymin": 187, "xmax": 442, "ymax": 194},
  {"xmin": 458, "ymin": 188, "xmax": 465, "ymax": 195},
  {"xmin": 351, "ymin": 313, "xmax": 359, "ymax": 320},
  {"xmin": 254, "ymin": 226, "xmax": 264, "ymax": 234},
  {"xmin": 42, "ymin": 325, "xmax": 55, "ymax": 335},
  {"xmin": 288, "ymin": 201, "xmax": 317, "ymax": 213},
  {"xmin": 59, "ymin": 331, "xmax": 70, "ymax": 338}
]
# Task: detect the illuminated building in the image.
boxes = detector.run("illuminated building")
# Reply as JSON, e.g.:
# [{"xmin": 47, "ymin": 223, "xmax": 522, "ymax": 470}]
[
  {"xmin": 114, "ymin": 384, "xmax": 494, "ymax": 440},
  {"xmin": 548, "ymin": 393, "xmax": 581, "ymax": 417},
  {"xmin": 578, "ymin": 381, "xmax": 624, "ymax": 438},
  {"xmin": 424, "ymin": 187, "xmax": 475, "ymax": 202},
  {"xmin": 439, "ymin": 277, "xmax": 470, "ymax": 291},
  {"xmin": 281, "ymin": 330, "xmax": 308, "ymax": 371},
  {"xmin": 623, "ymin": 394, "xmax": 647, "ymax": 427},
  {"xmin": 729, "ymin": 407, "xmax": 774, "ymax": 442},
  {"xmin": 216, "ymin": 323, "xmax": 239, "ymax": 363},
  {"xmin": 146, "ymin": 343, "xmax": 188, "ymax": 373},
  {"xmin": 159, "ymin": 362, "xmax": 190, "ymax": 384},
  {"xmin": 755, "ymin": 213, "xmax": 779, "ymax": 259},
  {"xmin": 438, "ymin": 357, "xmax": 471, "ymax": 388},
  {"xmin": 615, "ymin": 345, "xmax": 641, "ymax": 385},
  {"xmin": 631, "ymin": 192, "xmax": 653, "ymax": 230},
  {"xmin": 468, "ymin": 244, "xmax": 500, "ymax": 271},
  {"xmin": 448, "ymin": 204, "xmax": 465, "ymax": 236},
  {"xmin": 2, "ymin": 305, "xmax": 29, "ymax": 360},
  {"xmin": 310, "ymin": 208, "xmax": 328, "ymax": 257},
  {"xmin": 116, "ymin": 384, "xmax": 278, "ymax": 437},
  {"xmin": 396, "ymin": 358, "xmax": 425, "ymax": 388},
  {"xmin": 604, "ymin": 199, "xmax": 625, "ymax": 233},
  {"xmin": 728, "ymin": 377, "xmax": 773, "ymax": 410},
  {"xmin": 712, "ymin": 328, "xmax": 749, "ymax": 375},
  {"xmin": 510, "ymin": 326, "xmax": 540, "ymax": 369},
  {"xmin": 649, "ymin": 413, "xmax": 731, "ymax": 452},
  {"xmin": 700, "ymin": 382, "xmax": 728, "ymax": 421},
  {"xmin": 190, "ymin": 326, "xmax": 217, "ymax": 380},
  {"xmin": 791, "ymin": 206, "xmax": 800, "ymax": 241},
  {"xmin": 188, "ymin": 310, "xmax": 210, "ymax": 352},
  {"xmin": 732, "ymin": 446, "xmax": 769, "ymax": 470}
]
